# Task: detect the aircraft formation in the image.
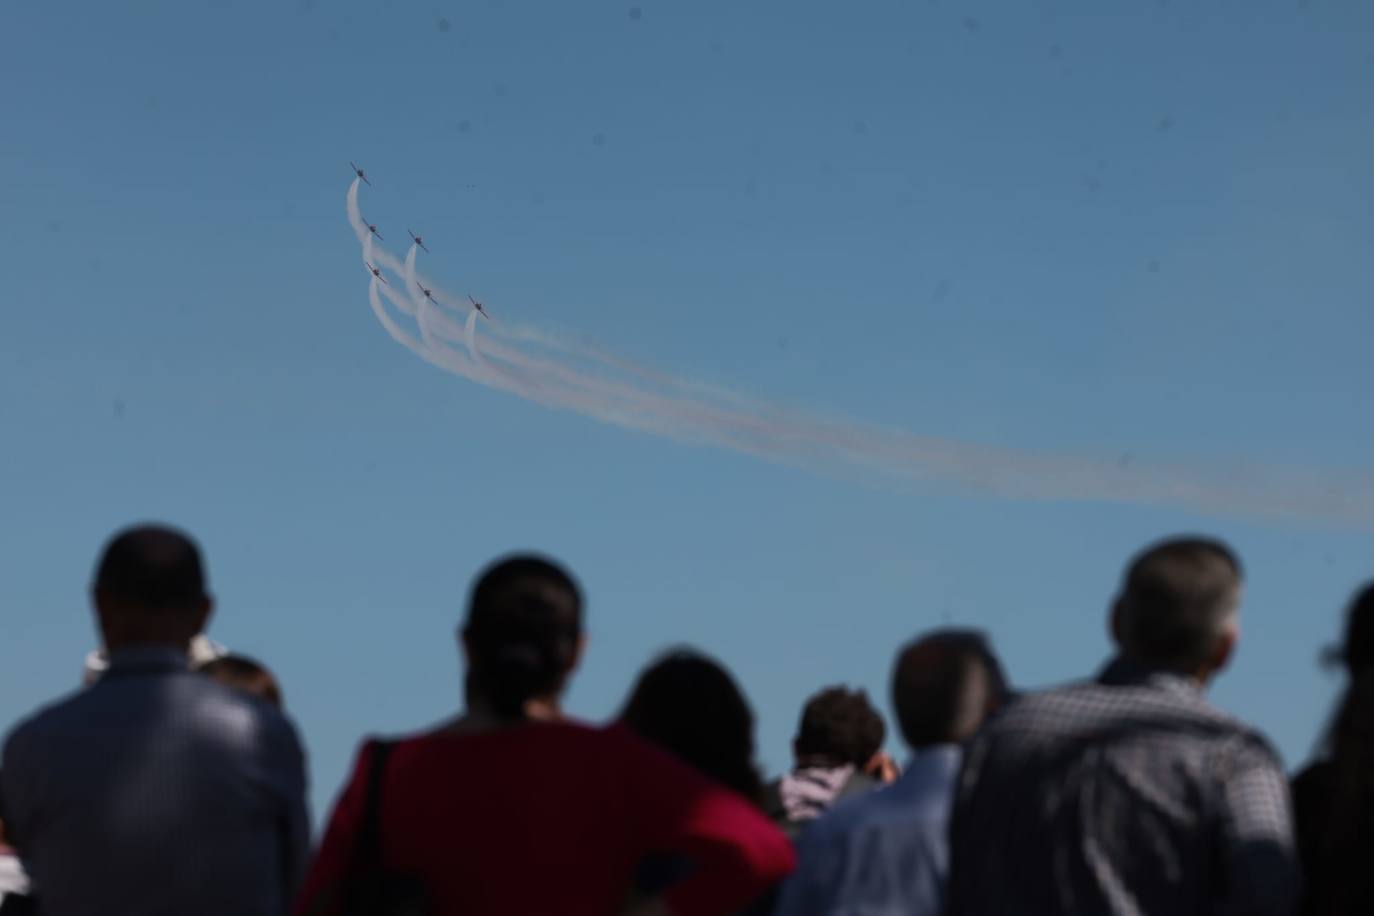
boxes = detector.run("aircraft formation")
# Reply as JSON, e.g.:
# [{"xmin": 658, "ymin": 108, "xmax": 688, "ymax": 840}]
[{"xmin": 352, "ymin": 161, "xmax": 489, "ymax": 320}]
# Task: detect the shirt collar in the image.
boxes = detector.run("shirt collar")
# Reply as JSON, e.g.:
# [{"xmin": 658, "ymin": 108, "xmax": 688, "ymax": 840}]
[
  {"xmin": 906, "ymin": 747, "xmax": 961, "ymax": 769},
  {"xmin": 902, "ymin": 743, "xmax": 963, "ymax": 773},
  {"xmin": 1097, "ymin": 655, "xmax": 1202, "ymax": 696},
  {"xmin": 104, "ymin": 645, "xmax": 191, "ymax": 675}
]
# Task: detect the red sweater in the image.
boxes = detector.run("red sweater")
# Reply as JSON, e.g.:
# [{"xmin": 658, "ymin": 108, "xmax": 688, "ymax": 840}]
[{"xmin": 294, "ymin": 722, "xmax": 793, "ymax": 916}]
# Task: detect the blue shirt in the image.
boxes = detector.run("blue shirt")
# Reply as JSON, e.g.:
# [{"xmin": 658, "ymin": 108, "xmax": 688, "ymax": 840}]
[
  {"xmin": 0, "ymin": 646, "xmax": 310, "ymax": 916},
  {"xmin": 774, "ymin": 745, "xmax": 962, "ymax": 916}
]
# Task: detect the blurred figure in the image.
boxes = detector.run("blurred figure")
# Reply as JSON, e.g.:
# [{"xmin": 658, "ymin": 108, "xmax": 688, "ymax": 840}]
[
  {"xmin": 0, "ymin": 812, "xmax": 30, "ymax": 913},
  {"xmin": 619, "ymin": 649, "xmax": 772, "ymax": 914},
  {"xmin": 766, "ymin": 686, "xmax": 891, "ymax": 837},
  {"xmin": 1292, "ymin": 583, "xmax": 1374, "ymax": 916},
  {"xmin": 294, "ymin": 555, "xmax": 793, "ymax": 916},
  {"xmin": 619, "ymin": 648, "xmax": 764, "ymax": 802},
  {"xmin": 775, "ymin": 630, "xmax": 1008, "ymax": 916},
  {"xmin": 198, "ymin": 653, "xmax": 284, "ymax": 708},
  {"xmin": 947, "ymin": 537, "xmax": 1299, "ymax": 916},
  {"xmin": 0, "ymin": 524, "xmax": 310, "ymax": 916}
]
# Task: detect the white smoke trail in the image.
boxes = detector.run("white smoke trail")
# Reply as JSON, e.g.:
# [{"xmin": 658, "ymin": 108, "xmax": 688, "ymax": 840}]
[{"xmin": 346, "ymin": 178, "xmax": 1374, "ymax": 525}]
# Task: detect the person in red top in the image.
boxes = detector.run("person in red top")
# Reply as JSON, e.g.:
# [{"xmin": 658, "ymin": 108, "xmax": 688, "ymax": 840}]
[{"xmin": 293, "ymin": 555, "xmax": 794, "ymax": 916}]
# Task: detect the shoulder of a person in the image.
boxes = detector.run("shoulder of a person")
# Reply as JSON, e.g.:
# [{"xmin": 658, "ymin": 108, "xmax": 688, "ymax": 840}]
[
  {"xmin": 2, "ymin": 686, "xmax": 92, "ymax": 754},
  {"xmin": 184, "ymin": 675, "xmax": 302, "ymax": 747},
  {"xmin": 975, "ymin": 682, "xmax": 1074, "ymax": 731},
  {"xmin": 601, "ymin": 724, "xmax": 728, "ymax": 792},
  {"xmin": 1290, "ymin": 758, "xmax": 1332, "ymax": 810},
  {"xmin": 599, "ymin": 720, "xmax": 673, "ymax": 759},
  {"xmin": 1164, "ymin": 684, "xmax": 1278, "ymax": 752},
  {"xmin": 397, "ymin": 719, "xmax": 600, "ymax": 754},
  {"xmin": 1211, "ymin": 716, "xmax": 1286, "ymax": 771},
  {"xmin": 1292, "ymin": 758, "xmax": 1331, "ymax": 790}
]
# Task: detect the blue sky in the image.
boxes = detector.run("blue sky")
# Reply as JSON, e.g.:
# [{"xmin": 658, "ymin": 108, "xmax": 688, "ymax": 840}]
[{"xmin": 2, "ymin": 0, "xmax": 1372, "ymax": 821}]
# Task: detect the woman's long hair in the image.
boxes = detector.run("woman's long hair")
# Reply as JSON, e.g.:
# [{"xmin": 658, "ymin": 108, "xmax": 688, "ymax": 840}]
[
  {"xmin": 1314, "ymin": 671, "xmax": 1374, "ymax": 914},
  {"xmin": 619, "ymin": 648, "xmax": 764, "ymax": 804},
  {"xmin": 1312, "ymin": 584, "xmax": 1374, "ymax": 915}
]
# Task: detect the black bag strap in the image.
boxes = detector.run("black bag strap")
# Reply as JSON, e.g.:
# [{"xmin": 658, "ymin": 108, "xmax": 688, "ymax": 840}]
[{"xmin": 354, "ymin": 739, "xmax": 395, "ymax": 875}]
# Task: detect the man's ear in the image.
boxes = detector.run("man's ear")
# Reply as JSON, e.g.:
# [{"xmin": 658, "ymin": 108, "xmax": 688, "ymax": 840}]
[
  {"xmin": 191, "ymin": 596, "xmax": 214, "ymax": 639},
  {"xmin": 1109, "ymin": 598, "xmax": 1126, "ymax": 648},
  {"xmin": 1204, "ymin": 619, "xmax": 1239, "ymax": 682},
  {"xmin": 93, "ymin": 590, "xmax": 123, "ymax": 649},
  {"xmin": 569, "ymin": 634, "xmax": 588, "ymax": 675}
]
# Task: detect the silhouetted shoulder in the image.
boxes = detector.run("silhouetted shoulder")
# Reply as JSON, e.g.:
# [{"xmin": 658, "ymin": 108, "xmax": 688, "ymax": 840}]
[
  {"xmin": 976, "ymin": 676, "xmax": 1279, "ymax": 765},
  {"xmin": 2, "ymin": 687, "xmax": 88, "ymax": 753}
]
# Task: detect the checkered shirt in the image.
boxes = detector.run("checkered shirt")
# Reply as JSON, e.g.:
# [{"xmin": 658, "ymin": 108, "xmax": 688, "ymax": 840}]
[{"xmin": 947, "ymin": 657, "xmax": 1299, "ymax": 916}]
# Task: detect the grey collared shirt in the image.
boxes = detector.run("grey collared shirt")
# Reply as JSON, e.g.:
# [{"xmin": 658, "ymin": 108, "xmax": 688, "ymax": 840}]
[
  {"xmin": 1, "ymin": 646, "xmax": 310, "ymax": 916},
  {"xmin": 947, "ymin": 657, "xmax": 1299, "ymax": 916},
  {"xmin": 774, "ymin": 745, "xmax": 962, "ymax": 916}
]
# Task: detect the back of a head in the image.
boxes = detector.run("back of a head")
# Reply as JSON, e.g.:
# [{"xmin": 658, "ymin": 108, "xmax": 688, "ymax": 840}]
[
  {"xmin": 619, "ymin": 648, "xmax": 763, "ymax": 802},
  {"xmin": 94, "ymin": 524, "xmax": 207, "ymax": 612},
  {"xmin": 793, "ymin": 686, "xmax": 886, "ymax": 768},
  {"xmin": 463, "ymin": 554, "xmax": 583, "ymax": 721},
  {"xmin": 891, "ymin": 629, "xmax": 1008, "ymax": 750},
  {"xmin": 1114, "ymin": 536, "xmax": 1242, "ymax": 674},
  {"xmin": 197, "ymin": 654, "xmax": 284, "ymax": 708},
  {"xmin": 1338, "ymin": 583, "xmax": 1374, "ymax": 675}
]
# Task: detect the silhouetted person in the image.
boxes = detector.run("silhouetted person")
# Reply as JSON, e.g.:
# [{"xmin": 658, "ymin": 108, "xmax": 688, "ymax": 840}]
[
  {"xmin": 620, "ymin": 648, "xmax": 765, "ymax": 803},
  {"xmin": 294, "ymin": 555, "xmax": 793, "ymax": 916},
  {"xmin": 0, "ymin": 524, "xmax": 310, "ymax": 916},
  {"xmin": 776, "ymin": 630, "xmax": 1008, "ymax": 916},
  {"xmin": 620, "ymin": 649, "xmax": 774, "ymax": 914},
  {"xmin": 766, "ymin": 686, "xmax": 891, "ymax": 837},
  {"xmin": 947, "ymin": 537, "xmax": 1299, "ymax": 916},
  {"xmin": 1292, "ymin": 583, "xmax": 1374, "ymax": 916},
  {"xmin": 198, "ymin": 653, "xmax": 285, "ymax": 708}
]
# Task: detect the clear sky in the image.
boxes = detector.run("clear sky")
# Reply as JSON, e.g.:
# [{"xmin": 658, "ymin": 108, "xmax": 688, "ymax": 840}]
[{"xmin": 2, "ymin": 0, "xmax": 1372, "ymax": 822}]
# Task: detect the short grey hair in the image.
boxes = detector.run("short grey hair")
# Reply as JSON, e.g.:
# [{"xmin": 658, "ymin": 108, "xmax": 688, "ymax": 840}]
[{"xmin": 1115, "ymin": 537, "xmax": 1242, "ymax": 672}]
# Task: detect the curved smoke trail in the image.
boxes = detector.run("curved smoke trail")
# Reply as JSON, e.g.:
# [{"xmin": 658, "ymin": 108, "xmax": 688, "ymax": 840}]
[{"xmin": 347, "ymin": 178, "xmax": 1374, "ymax": 525}]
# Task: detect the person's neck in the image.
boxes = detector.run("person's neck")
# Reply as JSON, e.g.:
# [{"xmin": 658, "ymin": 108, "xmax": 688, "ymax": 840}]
[
  {"xmin": 453, "ymin": 693, "xmax": 563, "ymax": 732},
  {"xmin": 1111, "ymin": 653, "xmax": 1211, "ymax": 689},
  {"xmin": 103, "ymin": 637, "xmax": 191, "ymax": 655}
]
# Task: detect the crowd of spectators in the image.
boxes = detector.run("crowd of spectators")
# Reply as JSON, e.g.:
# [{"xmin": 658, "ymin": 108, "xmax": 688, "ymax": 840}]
[{"xmin": 0, "ymin": 523, "xmax": 1368, "ymax": 915}]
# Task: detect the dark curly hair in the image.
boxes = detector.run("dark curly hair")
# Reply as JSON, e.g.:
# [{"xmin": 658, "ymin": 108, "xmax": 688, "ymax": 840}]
[{"xmin": 792, "ymin": 685, "xmax": 885, "ymax": 768}]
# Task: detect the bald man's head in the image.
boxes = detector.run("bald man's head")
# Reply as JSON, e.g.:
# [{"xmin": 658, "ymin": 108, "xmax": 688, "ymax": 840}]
[{"xmin": 891, "ymin": 630, "xmax": 1007, "ymax": 750}]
